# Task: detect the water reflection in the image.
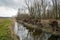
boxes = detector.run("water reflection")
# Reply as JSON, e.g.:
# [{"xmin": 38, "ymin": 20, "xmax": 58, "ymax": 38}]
[{"xmin": 14, "ymin": 22, "xmax": 60, "ymax": 40}]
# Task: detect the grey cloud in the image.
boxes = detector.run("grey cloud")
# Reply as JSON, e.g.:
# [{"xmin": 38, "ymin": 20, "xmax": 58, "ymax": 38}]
[{"xmin": 0, "ymin": 0, "xmax": 24, "ymax": 9}]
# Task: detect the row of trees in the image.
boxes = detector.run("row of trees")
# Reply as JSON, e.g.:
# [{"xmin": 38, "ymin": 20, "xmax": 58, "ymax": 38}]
[{"xmin": 24, "ymin": 0, "xmax": 60, "ymax": 19}]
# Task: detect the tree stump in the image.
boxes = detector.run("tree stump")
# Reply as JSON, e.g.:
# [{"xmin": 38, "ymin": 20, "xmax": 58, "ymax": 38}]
[{"xmin": 49, "ymin": 20, "xmax": 58, "ymax": 31}]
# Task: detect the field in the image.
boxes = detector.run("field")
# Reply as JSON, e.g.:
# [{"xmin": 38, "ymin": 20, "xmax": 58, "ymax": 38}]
[{"xmin": 0, "ymin": 18, "xmax": 15, "ymax": 40}]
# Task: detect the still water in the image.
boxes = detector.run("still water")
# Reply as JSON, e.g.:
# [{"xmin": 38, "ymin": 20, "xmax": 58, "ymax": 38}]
[{"xmin": 14, "ymin": 22, "xmax": 60, "ymax": 40}]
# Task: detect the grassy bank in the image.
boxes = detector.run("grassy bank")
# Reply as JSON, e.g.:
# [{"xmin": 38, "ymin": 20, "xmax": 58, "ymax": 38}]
[{"xmin": 0, "ymin": 18, "xmax": 18, "ymax": 40}]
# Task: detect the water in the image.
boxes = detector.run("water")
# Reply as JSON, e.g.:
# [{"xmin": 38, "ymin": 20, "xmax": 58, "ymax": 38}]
[
  {"xmin": 14, "ymin": 22, "xmax": 60, "ymax": 40},
  {"xmin": 14, "ymin": 22, "xmax": 28, "ymax": 40}
]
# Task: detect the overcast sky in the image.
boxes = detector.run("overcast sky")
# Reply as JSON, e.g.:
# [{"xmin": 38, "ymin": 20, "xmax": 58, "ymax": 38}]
[
  {"xmin": 0, "ymin": 0, "xmax": 53, "ymax": 17},
  {"xmin": 0, "ymin": 0, "xmax": 26, "ymax": 17}
]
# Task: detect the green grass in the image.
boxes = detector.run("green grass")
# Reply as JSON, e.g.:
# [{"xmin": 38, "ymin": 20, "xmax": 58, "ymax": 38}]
[{"xmin": 0, "ymin": 18, "xmax": 13, "ymax": 40}]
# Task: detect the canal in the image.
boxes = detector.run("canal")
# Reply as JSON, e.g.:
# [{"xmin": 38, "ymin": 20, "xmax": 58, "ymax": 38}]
[{"xmin": 14, "ymin": 22, "xmax": 60, "ymax": 40}]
